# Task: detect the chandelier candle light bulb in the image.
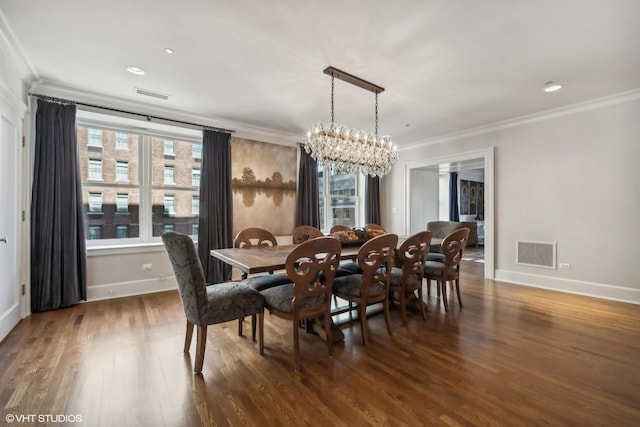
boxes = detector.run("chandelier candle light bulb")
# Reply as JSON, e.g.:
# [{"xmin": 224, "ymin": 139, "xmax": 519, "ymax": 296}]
[{"xmin": 305, "ymin": 67, "xmax": 397, "ymax": 177}]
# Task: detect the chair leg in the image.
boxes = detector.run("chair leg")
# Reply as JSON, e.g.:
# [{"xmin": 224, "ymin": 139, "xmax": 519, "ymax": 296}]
[
  {"xmin": 441, "ymin": 281, "xmax": 449, "ymax": 312},
  {"xmin": 251, "ymin": 315, "xmax": 257, "ymax": 340},
  {"xmin": 455, "ymin": 278, "xmax": 463, "ymax": 308},
  {"xmin": 293, "ymin": 317, "xmax": 301, "ymax": 371},
  {"xmin": 437, "ymin": 280, "xmax": 441, "ymax": 299},
  {"xmin": 426, "ymin": 278, "xmax": 431, "ymax": 297},
  {"xmin": 324, "ymin": 313, "xmax": 333, "ymax": 358},
  {"xmin": 194, "ymin": 325, "xmax": 207, "ymax": 374},
  {"xmin": 383, "ymin": 297, "xmax": 393, "ymax": 337},
  {"xmin": 238, "ymin": 317, "xmax": 243, "ymax": 336},
  {"xmin": 184, "ymin": 320, "xmax": 194, "ymax": 353},
  {"xmin": 417, "ymin": 286, "xmax": 427, "ymax": 321},
  {"xmin": 359, "ymin": 304, "xmax": 369, "ymax": 346},
  {"xmin": 400, "ymin": 286, "xmax": 407, "ymax": 326},
  {"xmin": 258, "ymin": 312, "xmax": 264, "ymax": 355}
]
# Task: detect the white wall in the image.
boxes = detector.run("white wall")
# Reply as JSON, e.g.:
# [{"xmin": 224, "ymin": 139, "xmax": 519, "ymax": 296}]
[
  {"xmin": 383, "ymin": 92, "xmax": 640, "ymax": 304},
  {"xmin": 409, "ymin": 168, "xmax": 438, "ymax": 235}
]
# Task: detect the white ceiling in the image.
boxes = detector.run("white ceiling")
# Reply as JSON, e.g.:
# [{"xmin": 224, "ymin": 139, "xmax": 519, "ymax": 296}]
[{"xmin": 1, "ymin": 0, "xmax": 639, "ymax": 147}]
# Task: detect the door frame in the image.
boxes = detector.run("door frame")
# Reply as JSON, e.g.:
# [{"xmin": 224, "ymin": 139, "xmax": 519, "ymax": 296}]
[{"xmin": 405, "ymin": 147, "xmax": 494, "ymax": 279}]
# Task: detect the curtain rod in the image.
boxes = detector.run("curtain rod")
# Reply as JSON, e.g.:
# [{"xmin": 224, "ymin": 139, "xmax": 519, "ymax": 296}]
[{"xmin": 29, "ymin": 93, "xmax": 235, "ymax": 134}]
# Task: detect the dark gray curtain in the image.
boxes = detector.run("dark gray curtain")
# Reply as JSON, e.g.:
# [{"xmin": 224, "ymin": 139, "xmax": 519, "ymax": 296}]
[
  {"xmin": 31, "ymin": 100, "xmax": 87, "ymax": 311},
  {"xmin": 449, "ymin": 172, "xmax": 460, "ymax": 221},
  {"xmin": 295, "ymin": 145, "xmax": 319, "ymax": 228},
  {"xmin": 365, "ymin": 175, "xmax": 381, "ymax": 225},
  {"xmin": 197, "ymin": 130, "xmax": 233, "ymax": 283}
]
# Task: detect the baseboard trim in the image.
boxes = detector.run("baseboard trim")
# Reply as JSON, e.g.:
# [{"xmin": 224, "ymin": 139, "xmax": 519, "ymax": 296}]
[
  {"xmin": 0, "ymin": 303, "xmax": 21, "ymax": 343},
  {"xmin": 494, "ymin": 270, "xmax": 640, "ymax": 305},
  {"xmin": 87, "ymin": 276, "xmax": 177, "ymax": 302}
]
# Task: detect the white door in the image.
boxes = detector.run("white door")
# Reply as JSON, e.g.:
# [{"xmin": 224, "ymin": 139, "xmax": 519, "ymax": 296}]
[{"xmin": 0, "ymin": 102, "xmax": 21, "ymax": 342}]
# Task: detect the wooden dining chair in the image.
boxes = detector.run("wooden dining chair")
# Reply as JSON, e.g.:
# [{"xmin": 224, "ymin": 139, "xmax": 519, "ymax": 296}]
[
  {"xmin": 364, "ymin": 223, "xmax": 387, "ymax": 239},
  {"xmin": 332, "ymin": 233, "xmax": 398, "ymax": 345},
  {"xmin": 259, "ymin": 236, "xmax": 341, "ymax": 371},
  {"xmin": 329, "ymin": 224, "xmax": 352, "ymax": 234},
  {"xmin": 424, "ymin": 227, "xmax": 470, "ymax": 312},
  {"xmin": 389, "ymin": 230, "xmax": 431, "ymax": 326},
  {"xmin": 161, "ymin": 231, "xmax": 265, "ymax": 374},
  {"xmin": 234, "ymin": 227, "xmax": 278, "ymax": 280},
  {"xmin": 292, "ymin": 225, "xmax": 324, "ymax": 244}
]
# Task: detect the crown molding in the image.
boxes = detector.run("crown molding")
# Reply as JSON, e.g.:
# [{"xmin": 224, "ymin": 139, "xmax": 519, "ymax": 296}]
[
  {"xmin": 400, "ymin": 88, "xmax": 640, "ymax": 151},
  {"xmin": 30, "ymin": 80, "xmax": 300, "ymax": 147},
  {"xmin": 0, "ymin": 9, "xmax": 38, "ymax": 81}
]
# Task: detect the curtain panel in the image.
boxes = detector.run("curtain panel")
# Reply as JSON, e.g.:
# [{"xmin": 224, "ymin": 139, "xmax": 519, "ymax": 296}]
[
  {"xmin": 295, "ymin": 145, "xmax": 319, "ymax": 228},
  {"xmin": 365, "ymin": 175, "xmax": 381, "ymax": 225},
  {"xmin": 31, "ymin": 100, "xmax": 87, "ymax": 311},
  {"xmin": 197, "ymin": 130, "xmax": 233, "ymax": 283},
  {"xmin": 449, "ymin": 172, "xmax": 460, "ymax": 222}
]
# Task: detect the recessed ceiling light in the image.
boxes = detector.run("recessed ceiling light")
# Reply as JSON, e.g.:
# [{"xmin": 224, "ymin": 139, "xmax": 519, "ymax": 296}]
[
  {"xmin": 543, "ymin": 81, "xmax": 563, "ymax": 92},
  {"xmin": 126, "ymin": 66, "xmax": 145, "ymax": 75},
  {"xmin": 164, "ymin": 48, "xmax": 175, "ymax": 54}
]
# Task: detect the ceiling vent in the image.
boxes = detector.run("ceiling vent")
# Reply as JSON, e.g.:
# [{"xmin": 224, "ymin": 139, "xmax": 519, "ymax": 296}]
[
  {"xmin": 516, "ymin": 240, "xmax": 556, "ymax": 269},
  {"xmin": 135, "ymin": 87, "xmax": 170, "ymax": 100}
]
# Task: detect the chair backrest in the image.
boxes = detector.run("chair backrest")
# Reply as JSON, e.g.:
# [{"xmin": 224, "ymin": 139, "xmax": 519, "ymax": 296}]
[
  {"xmin": 234, "ymin": 227, "xmax": 278, "ymax": 248},
  {"xmin": 292, "ymin": 225, "xmax": 324, "ymax": 244},
  {"xmin": 357, "ymin": 233, "xmax": 399, "ymax": 294},
  {"xmin": 440, "ymin": 227, "xmax": 471, "ymax": 269},
  {"xmin": 285, "ymin": 236, "xmax": 341, "ymax": 312},
  {"xmin": 365, "ymin": 223, "xmax": 387, "ymax": 239},
  {"xmin": 161, "ymin": 231, "xmax": 207, "ymax": 325},
  {"xmin": 396, "ymin": 230, "xmax": 431, "ymax": 281},
  {"xmin": 329, "ymin": 224, "xmax": 351, "ymax": 234},
  {"xmin": 426, "ymin": 221, "xmax": 466, "ymax": 239}
]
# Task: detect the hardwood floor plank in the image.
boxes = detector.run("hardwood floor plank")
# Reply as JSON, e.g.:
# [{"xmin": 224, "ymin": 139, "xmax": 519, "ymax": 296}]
[{"xmin": 1, "ymin": 260, "xmax": 639, "ymax": 426}]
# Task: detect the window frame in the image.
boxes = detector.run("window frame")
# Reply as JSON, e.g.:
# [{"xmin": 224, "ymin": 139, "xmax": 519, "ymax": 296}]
[
  {"xmin": 318, "ymin": 166, "xmax": 364, "ymax": 233},
  {"xmin": 78, "ymin": 112, "xmax": 202, "ymax": 248}
]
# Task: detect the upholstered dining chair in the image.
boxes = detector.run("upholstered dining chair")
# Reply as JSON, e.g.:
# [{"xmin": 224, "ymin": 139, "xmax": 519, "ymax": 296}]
[
  {"xmin": 259, "ymin": 236, "xmax": 341, "ymax": 371},
  {"xmin": 424, "ymin": 227, "xmax": 470, "ymax": 312},
  {"xmin": 292, "ymin": 225, "xmax": 324, "ymax": 244},
  {"xmin": 161, "ymin": 231, "xmax": 265, "ymax": 374},
  {"xmin": 389, "ymin": 230, "xmax": 431, "ymax": 326},
  {"xmin": 332, "ymin": 233, "xmax": 398, "ymax": 345}
]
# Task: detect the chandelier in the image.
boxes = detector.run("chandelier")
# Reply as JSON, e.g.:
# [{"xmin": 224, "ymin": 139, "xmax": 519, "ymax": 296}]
[{"xmin": 305, "ymin": 67, "xmax": 397, "ymax": 177}]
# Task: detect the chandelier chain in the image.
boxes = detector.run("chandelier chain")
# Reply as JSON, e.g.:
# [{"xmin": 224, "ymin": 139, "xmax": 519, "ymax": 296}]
[
  {"xmin": 331, "ymin": 76, "xmax": 335, "ymax": 126},
  {"xmin": 375, "ymin": 92, "xmax": 378, "ymax": 136}
]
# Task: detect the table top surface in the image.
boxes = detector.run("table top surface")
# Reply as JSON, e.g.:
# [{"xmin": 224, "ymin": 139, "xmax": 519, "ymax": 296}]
[{"xmin": 210, "ymin": 236, "xmax": 442, "ymax": 275}]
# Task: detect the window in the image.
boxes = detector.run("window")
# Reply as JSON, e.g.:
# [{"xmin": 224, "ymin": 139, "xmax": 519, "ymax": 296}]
[
  {"xmin": 88, "ymin": 159, "xmax": 102, "ymax": 180},
  {"xmin": 116, "ymin": 193, "xmax": 128, "ymax": 213},
  {"xmin": 88, "ymin": 128, "xmax": 102, "ymax": 147},
  {"xmin": 164, "ymin": 165, "xmax": 175, "ymax": 185},
  {"xmin": 88, "ymin": 226, "xmax": 102, "ymax": 240},
  {"xmin": 163, "ymin": 224, "xmax": 175, "ymax": 232},
  {"xmin": 116, "ymin": 225, "xmax": 128, "ymax": 239},
  {"xmin": 318, "ymin": 166, "xmax": 360, "ymax": 231},
  {"xmin": 116, "ymin": 161, "xmax": 128, "ymax": 182},
  {"xmin": 88, "ymin": 192, "xmax": 102, "ymax": 213},
  {"xmin": 164, "ymin": 139, "xmax": 174, "ymax": 156},
  {"xmin": 191, "ymin": 223, "xmax": 199, "ymax": 236},
  {"xmin": 192, "ymin": 196, "xmax": 199, "ymax": 215},
  {"xmin": 78, "ymin": 121, "xmax": 200, "ymax": 244},
  {"xmin": 192, "ymin": 168, "xmax": 200, "ymax": 186},
  {"xmin": 116, "ymin": 132, "xmax": 128, "ymax": 149},
  {"xmin": 164, "ymin": 195, "xmax": 175, "ymax": 216},
  {"xmin": 192, "ymin": 143, "xmax": 202, "ymax": 159}
]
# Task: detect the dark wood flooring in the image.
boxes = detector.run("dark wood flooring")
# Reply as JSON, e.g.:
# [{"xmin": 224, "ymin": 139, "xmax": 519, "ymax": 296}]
[{"xmin": 1, "ymin": 258, "xmax": 639, "ymax": 426}]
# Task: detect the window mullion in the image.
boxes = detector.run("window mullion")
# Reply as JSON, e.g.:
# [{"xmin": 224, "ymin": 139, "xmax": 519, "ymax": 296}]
[{"xmin": 139, "ymin": 135, "xmax": 153, "ymax": 240}]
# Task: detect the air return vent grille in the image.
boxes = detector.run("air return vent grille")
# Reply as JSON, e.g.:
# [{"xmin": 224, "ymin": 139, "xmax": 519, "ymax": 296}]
[
  {"xmin": 135, "ymin": 87, "xmax": 170, "ymax": 100},
  {"xmin": 516, "ymin": 241, "xmax": 556, "ymax": 269}
]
